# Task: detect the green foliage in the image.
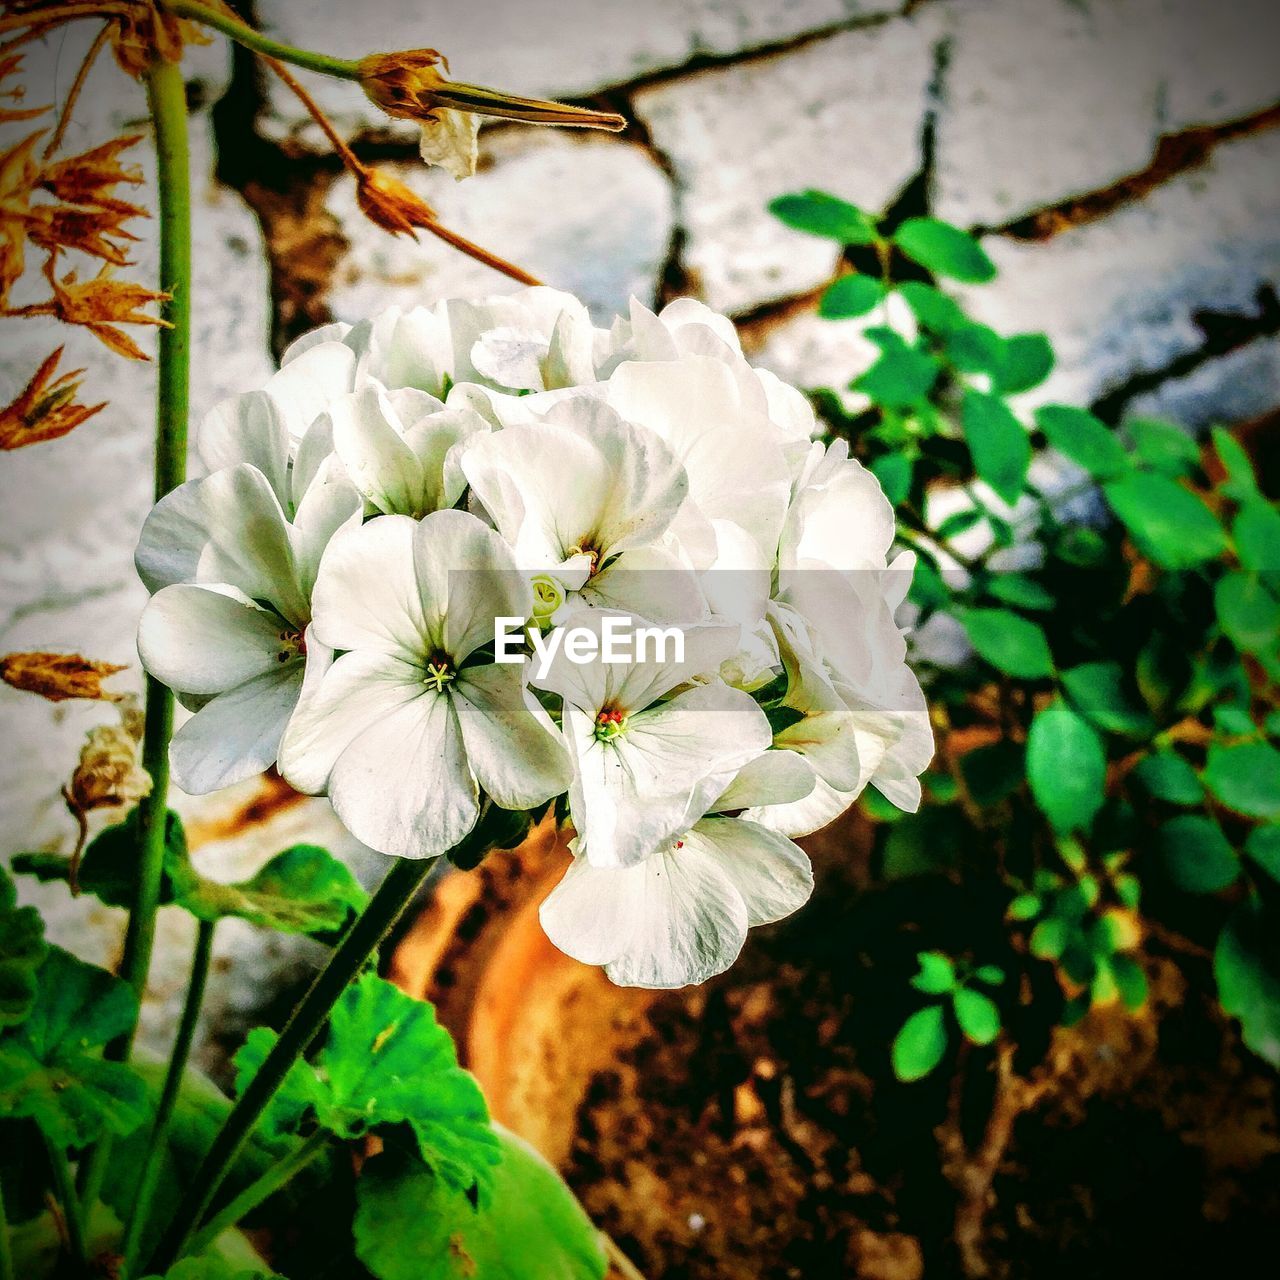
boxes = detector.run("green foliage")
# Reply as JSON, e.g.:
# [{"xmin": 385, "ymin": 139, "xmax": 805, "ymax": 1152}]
[
  {"xmin": 0, "ymin": 946, "xmax": 148, "ymax": 1149},
  {"xmin": 235, "ymin": 970, "xmax": 500, "ymax": 1197},
  {"xmin": 1215, "ymin": 899, "xmax": 1280, "ymax": 1068},
  {"xmin": 819, "ymin": 273, "xmax": 883, "ymax": 318},
  {"xmin": 1026, "ymin": 700, "xmax": 1106, "ymax": 833},
  {"xmin": 1158, "ymin": 816, "xmax": 1239, "ymax": 893},
  {"xmin": 956, "ymin": 608, "xmax": 1054, "ymax": 679},
  {"xmin": 1103, "ymin": 471, "xmax": 1227, "ymax": 569},
  {"xmin": 0, "ymin": 865, "xmax": 46, "ymax": 1029},
  {"xmin": 892, "ymin": 217, "xmax": 996, "ymax": 282},
  {"xmin": 963, "ymin": 389, "xmax": 1031, "ymax": 505},
  {"xmin": 1036, "ymin": 405, "xmax": 1129, "ymax": 479},
  {"xmin": 767, "ymin": 190, "xmax": 878, "ymax": 244},
  {"xmin": 1203, "ymin": 742, "xmax": 1280, "ymax": 820},
  {"xmin": 891, "ymin": 1005, "xmax": 947, "ymax": 1082},
  {"xmin": 353, "ymin": 1127, "xmax": 607, "ymax": 1280}
]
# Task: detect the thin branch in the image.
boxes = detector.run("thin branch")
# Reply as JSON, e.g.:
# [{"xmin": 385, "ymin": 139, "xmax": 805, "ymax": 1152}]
[
  {"xmin": 0, "ymin": 3, "xmax": 131, "ymax": 34},
  {"xmin": 265, "ymin": 56, "xmax": 366, "ymax": 176},
  {"xmin": 43, "ymin": 19, "xmax": 111, "ymax": 159},
  {"xmin": 419, "ymin": 216, "xmax": 542, "ymax": 286},
  {"xmin": 604, "ymin": 1233, "xmax": 649, "ymax": 1280}
]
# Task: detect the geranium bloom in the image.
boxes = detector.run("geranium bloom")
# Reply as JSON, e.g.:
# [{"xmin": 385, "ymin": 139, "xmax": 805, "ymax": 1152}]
[
  {"xmin": 540, "ymin": 749, "xmax": 815, "ymax": 987},
  {"xmin": 279, "ymin": 510, "xmax": 572, "ymax": 859}
]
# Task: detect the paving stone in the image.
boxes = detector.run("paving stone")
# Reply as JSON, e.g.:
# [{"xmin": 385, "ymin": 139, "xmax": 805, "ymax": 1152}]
[
  {"xmin": 257, "ymin": 0, "xmax": 904, "ymax": 144},
  {"xmin": 635, "ymin": 15, "xmax": 937, "ymax": 313},
  {"xmin": 325, "ymin": 130, "xmax": 674, "ymax": 323},
  {"xmin": 1128, "ymin": 336, "xmax": 1280, "ymax": 433}
]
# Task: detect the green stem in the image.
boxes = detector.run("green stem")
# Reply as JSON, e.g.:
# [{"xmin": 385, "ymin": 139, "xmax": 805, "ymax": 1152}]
[
  {"xmin": 145, "ymin": 856, "xmax": 434, "ymax": 1273},
  {"xmin": 43, "ymin": 1135, "xmax": 87, "ymax": 1268},
  {"xmin": 0, "ymin": 1167, "xmax": 14, "ymax": 1280},
  {"xmin": 164, "ymin": 0, "xmax": 360, "ymax": 79},
  {"xmin": 186, "ymin": 1130, "xmax": 328, "ymax": 1259},
  {"xmin": 119, "ymin": 920, "xmax": 216, "ymax": 1278}
]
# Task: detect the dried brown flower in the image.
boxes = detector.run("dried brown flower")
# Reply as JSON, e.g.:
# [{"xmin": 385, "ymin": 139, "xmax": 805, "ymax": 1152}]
[
  {"xmin": 0, "ymin": 51, "xmax": 47, "ymax": 123},
  {"xmin": 65, "ymin": 695, "xmax": 151, "ymax": 816},
  {"xmin": 46, "ymin": 261, "xmax": 168, "ymax": 360},
  {"xmin": 40, "ymin": 133, "xmax": 146, "ymax": 215},
  {"xmin": 27, "ymin": 200, "xmax": 141, "ymax": 265},
  {"xmin": 107, "ymin": 0, "xmax": 209, "ymax": 79},
  {"xmin": 356, "ymin": 167, "xmax": 438, "ymax": 237},
  {"xmin": 0, "ymin": 128, "xmax": 42, "ymax": 302},
  {"xmin": 1, "ymin": 650, "xmax": 126, "ymax": 702},
  {"xmin": 0, "ymin": 346, "xmax": 105, "ymax": 448}
]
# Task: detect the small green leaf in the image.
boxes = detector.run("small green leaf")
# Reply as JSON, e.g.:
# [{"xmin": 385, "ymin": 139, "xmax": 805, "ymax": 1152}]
[
  {"xmin": 1125, "ymin": 417, "xmax": 1200, "ymax": 476},
  {"xmin": 985, "ymin": 574, "xmax": 1055, "ymax": 611},
  {"xmin": 769, "ymin": 190, "xmax": 878, "ymax": 244},
  {"xmin": 996, "ymin": 333, "xmax": 1054, "ymax": 394},
  {"xmin": 870, "ymin": 451, "xmax": 914, "ymax": 506},
  {"xmin": 956, "ymin": 608, "xmax": 1055, "ymax": 679},
  {"xmin": 963, "ymin": 390, "xmax": 1031, "ymax": 506},
  {"xmin": 1215, "ymin": 898, "xmax": 1280, "ymax": 1068},
  {"xmin": 891, "ymin": 1005, "xmax": 948, "ymax": 1082},
  {"xmin": 974, "ymin": 964, "xmax": 1006, "ymax": 986},
  {"xmin": 0, "ymin": 947, "xmax": 148, "ymax": 1149},
  {"xmin": 139, "ymin": 1260, "xmax": 282, "ymax": 1280},
  {"xmin": 1027, "ymin": 700, "xmax": 1106, "ymax": 834},
  {"xmin": 1060, "ymin": 662, "xmax": 1154, "ymax": 736},
  {"xmin": 1233, "ymin": 501, "xmax": 1280, "ymax": 572},
  {"xmin": 819, "ymin": 273, "xmax": 884, "ymax": 318},
  {"xmin": 1211, "ymin": 427, "xmax": 1259, "ymax": 502},
  {"xmin": 0, "ymin": 867, "xmax": 46, "ymax": 1029},
  {"xmin": 935, "ymin": 507, "xmax": 985, "ymax": 541},
  {"xmin": 1159, "ymin": 815, "xmax": 1239, "ymax": 893},
  {"xmin": 1245, "ymin": 827, "xmax": 1280, "ymax": 884},
  {"xmin": 1213, "ymin": 703, "xmax": 1257, "ymax": 737},
  {"xmin": 353, "ymin": 1128, "xmax": 607, "ymax": 1280},
  {"xmin": 1133, "ymin": 750, "xmax": 1203, "ymax": 806},
  {"xmin": 895, "ymin": 281, "xmax": 967, "ymax": 332},
  {"xmin": 1104, "ymin": 472, "xmax": 1227, "ymax": 569},
  {"xmin": 1035, "ymin": 405, "xmax": 1129, "ymax": 479},
  {"xmin": 854, "ymin": 329, "xmax": 940, "ymax": 408},
  {"xmin": 1215, "ymin": 572, "xmax": 1280, "ymax": 654},
  {"xmin": 1029, "ymin": 918, "xmax": 1068, "ymax": 960},
  {"xmin": 952, "ymin": 988, "xmax": 1001, "ymax": 1046},
  {"xmin": 1204, "ymin": 742, "xmax": 1280, "ymax": 819},
  {"xmin": 893, "ymin": 217, "xmax": 996, "ymax": 283},
  {"xmin": 946, "ymin": 323, "xmax": 1006, "ymax": 376},
  {"xmin": 912, "ymin": 951, "xmax": 956, "ymax": 995},
  {"xmin": 1007, "ymin": 892, "xmax": 1042, "ymax": 921}
]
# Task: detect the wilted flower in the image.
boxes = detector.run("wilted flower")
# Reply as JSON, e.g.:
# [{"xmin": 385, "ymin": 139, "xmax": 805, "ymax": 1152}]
[
  {"xmin": 65, "ymin": 695, "xmax": 152, "ymax": 817},
  {"xmin": 39, "ymin": 133, "xmax": 146, "ymax": 215},
  {"xmin": 0, "ymin": 52, "xmax": 47, "ymax": 125},
  {"xmin": 0, "ymin": 650, "xmax": 124, "ymax": 701},
  {"xmin": 46, "ymin": 262, "xmax": 169, "ymax": 360},
  {"xmin": 27, "ymin": 201, "xmax": 141, "ymax": 266},
  {"xmin": 358, "ymin": 49, "xmax": 625, "ymax": 179},
  {"xmin": 355, "ymin": 166, "xmax": 439, "ymax": 237},
  {"xmin": 106, "ymin": 0, "xmax": 208, "ymax": 79},
  {"xmin": 0, "ymin": 347, "xmax": 105, "ymax": 449}
]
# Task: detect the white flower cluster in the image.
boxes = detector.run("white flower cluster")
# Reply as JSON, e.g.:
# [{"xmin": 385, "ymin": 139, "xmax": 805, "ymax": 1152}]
[{"xmin": 136, "ymin": 288, "xmax": 932, "ymax": 988}]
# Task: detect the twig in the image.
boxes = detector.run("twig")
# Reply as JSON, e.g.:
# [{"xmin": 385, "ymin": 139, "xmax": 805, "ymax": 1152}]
[
  {"xmin": 418, "ymin": 216, "xmax": 542, "ymax": 286},
  {"xmin": 43, "ymin": 19, "xmax": 111, "ymax": 159}
]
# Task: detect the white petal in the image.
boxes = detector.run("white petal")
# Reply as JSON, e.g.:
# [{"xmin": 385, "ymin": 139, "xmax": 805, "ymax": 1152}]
[
  {"xmin": 139, "ymin": 584, "xmax": 285, "ymax": 695},
  {"xmin": 355, "ymin": 304, "xmax": 453, "ymax": 395},
  {"xmin": 199, "ymin": 389, "xmax": 291, "ymax": 508},
  {"xmin": 538, "ymin": 854, "xmax": 637, "ymax": 968},
  {"xmin": 418, "ymin": 109, "xmax": 479, "ymax": 180},
  {"xmin": 779, "ymin": 445, "xmax": 894, "ymax": 573},
  {"xmin": 713, "ymin": 749, "xmax": 815, "ymax": 813},
  {"xmin": 689, "ymin": 817, "xmax": 812, "ymax": 927},
  {"xmin": 469, "ymin": 327, "xmax": 550, "ymax": 391},
  {"xmin": 581, "ymin": 547, "xmax": 707, "ymax": 625},
  {"xmin": 262, "ymin": 341, "xmax": 357, "ymax": 447},
  {"xmin": 282, "ymin": 322, "xmax": 352, "ymax": 364},
  {"xmin": 170, "ymin": 664, "xmax": 302, "ymax": 794},
  {"xmin": 328, "ymin": 384, "xmax": 425, "ymax": 516},
  {"xmin": 135, "ymin": 477, "xmax": 212, "ymax": 592},
  {"xmin": 745, "ymin": 774, "xmax": 855, "ymax": 839},
  {"xmin": 329, "ymin": 688, "xmax": 477, "ymax": 859},
  {"xmin": 290, "ymin": 477, "xmax": 363, "ymax": 600},
  {"xmin": 451, "ymin": 664, "xmax": 572, "ymax": 810}
]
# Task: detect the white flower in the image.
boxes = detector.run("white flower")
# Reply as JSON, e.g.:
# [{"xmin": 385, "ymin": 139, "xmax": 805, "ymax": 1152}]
[
  {"xmin": 459, "ymin": 394, "xmax": 707, "ymax": 622},
  {"xmin": 136, "ymin": 464, "xmax": 362, "ymax": 793},
  {"xmin": 278, "ymin": 509, "xmax": 572, "ymax": 859},
  {"xmin": 531, "ymin": 612, "xmax": 771, "ymax": 869},
  {"xmin": 540, "ymin": 749, "xmax": 815, "ymax": 988}
]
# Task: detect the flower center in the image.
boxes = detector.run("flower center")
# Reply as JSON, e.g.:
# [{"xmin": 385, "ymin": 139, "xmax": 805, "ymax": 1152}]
[
  {"xmin": 594, "ymin": 706, "xmax": 628, "ymax": 742},
  {"xmin": 568, "ymin": 541, "xmax": 602, "ymax": 576},
  {"xmin": 423, "ymin": 651, "xmax": 456, "ymax": 692},
  {"xmin": 276, "ymin": 628, "xmax": 305, "ymax": 664}
]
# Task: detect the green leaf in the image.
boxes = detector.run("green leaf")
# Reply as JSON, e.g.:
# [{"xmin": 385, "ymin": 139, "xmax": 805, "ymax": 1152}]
[
  {"xmin": 1245, "ymin": 827, "xmax": 1280, "ymax": 884},
  {"xmin": 952, "ymin": 988, "xmax": 1001, "ymax": 1046},
  {"xmin": 1233, "ymin": 500, "xmax": 1280, "ymax": 572},
  {"xmin": 911, "ymin": 951, "xmax": 956, "ymax": 995},
  {"xmin": 956, "ymin": 607, "xmax": 1055, "ymax": 678},
  {"xmin": 870, "ymin": 452, "xmax": 914, "ymax": 506},
  {"xmin": 1215, "ymin": 898, "xmax": 1280, "ymax": 1068},
  {"xmin": 891, "ymin": 1005, "xmax": 948, "ymax": 1082},
  {"xmin": 1213, "ymin": 703, "xmax": 1257, "ymax": 737},
  {"xmin": 854, "ymin": 329, "xmax": 941, "ymax": 408},
  {"xmin": 985, "ymin": 574, "xmax": 1055, "ymax": 611},
  {"xmin": 1133, "ymin": 750, "xmax": 1203, "ymax": 806},
  {"xmin": 1060, "ymin": 662, "xmax": 1155, "ymax": 736},
  {"xmin": 1026, "ymin": 700, "xmax": 1106, "ymax": 834},
  {"xmin": 1204, "ymin": 742, "xmax": 1280, "ymax": 819},
  {"xmin": 183, "ymin": 845, "xmax": 369, "ymax": 937},
  {"xmin": 907, "ymin": 554, "xmax": 948, "ymax": 611},
  {"xmin": 894, "ymin": 281, "xmax": 967, "ymax": 333},
  {"xmin": 880, "ymin": 808, "xmax": 964, "ymax": 878},
  {"xmin": 0, "ymin": 866, "xmax": 46, "ymax": 1029},
  {"xmin": 1125, "ymin": 417, "xmax": 1200, "ymax": 476},
  {"xmin": 354, "ymin": 1127, "xmax": 606, "ymax": 1280},
  {"xmin": 892, "ymin": 217, "xmax": 996, "ymax": 283},
  {"xmin": 974, "ymin": 964, "xmax": 1006, "ymax": 986},
  {"xmin": 0, "ymin": 947, "xmax": 147, "ymax": 1149},
  {"xmin": 1211, "ymin": 426, "xmax": 1259, "ymax": 502},
  {"xmin": 1159, "ymin": 815, "xmax": 1239, "ymax": 893},
  {"xmin": 140, "ymin": 1258, "xmax": 282, "ymax": 1280},
  {"xmin": 946, "ymin": 323, "xmax": 1006, "ymax": 377},
  {"xmin": 1029, "ymin": 918, "xmax": 1068, "ymax": 960},
  {"xmin": 962, "ymin": 390, "xmax": 1031, "ymax": 506},
  {"xmin": 768, "ymin": 190, "xmax": 878, "ymax": 244},
  {"xmin": 1007, "ymin": 892, "xmax": 1042, "ymax": 921},
  {"xmin": 235, "ymin": 972, "xmax": 500, "ymax": 1196},
  {"xmin": 819, "ymin": 273, "xmax": 884, "ymax": 318},
  {"xmin": 1035, "ymin": 405, "xmax": 1129, "ymax": 479},
  {"xmin": 1103, "ymin": 472, "xmax": 1227, "ymax": 569},
  {"xmin": 1215, "ymin": 572, "xmax": 1280, "ymax": 654},
  {"xmin": 935, "ymin": 507, "xmax": 985, "ymax": 541},
  {"xmin": 996, "ymin": 333, "xmax": 1054, "ymax": 394}
]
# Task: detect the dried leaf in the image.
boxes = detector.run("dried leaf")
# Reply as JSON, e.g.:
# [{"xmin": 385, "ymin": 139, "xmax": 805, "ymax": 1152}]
[
  {"xmin": 40, "ymin": 133, "xmax": 146, "ymax": 214},
  {"xmin": 0, "ymin": 50, "xmax": 48, "ymax": 123},
  {"xmin": 356, "ymin": 167, "xmax": 438, "ymax": 236},
  {"xmin": 27, "ymin": 201, "xmax": 141, "ymax": 265},
  {"xmin": 104, "ymin": 0, "xmax": 209, "ymax": 78},
  {"xmin": 1, "ymin": 651, "xmax": 125, "ymax": 702},
  {"xmin": 0, "ymin": 346, "xmax": 106, "ymax": 448},
  {"xmin": 47, "ymin": 261, "xmax": 168, "ymax": 360}
]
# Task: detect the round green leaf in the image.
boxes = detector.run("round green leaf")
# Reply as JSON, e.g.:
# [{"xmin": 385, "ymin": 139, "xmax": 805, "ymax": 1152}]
[
  {"xmin": 997, "ymin": 333, "xmax": 1054, "ymax": 394},
  {"xmin": 870, "ymin": 451, "xmax": 914, "ymax": 506},
  {"xmin": 953, "ymin": 988, "xmax": 1001, "ymax": 1046},
  {"xmin": 891, "ymin": 1004, "xmax": 948, "ymax": 1082},
  {"xmin": 1035, "ymin": 405, "xmax": 1129, "ymax": 480},
  {"xmin": 985, "ymin": 574, "xmax": 1055, "ymax": 611},
  {"xmin": 1233, "ymin": 500, "xmax": 1280, "ymax": 572},
  {"xmin": 1204, "ymin": 742, "xmax": 1280, "ymax": 819},
  {"xmin": 1124, "ymin": 417, "xmax": 1200, "ymax": 476},
  {"xmin": 1159, "ymin": 815, "xmax": 1240, "ymax": 893},
  {"xmin": 893, "ymin": 217, "xmax": 996, "ymax": 283},
  {"xmin": 894, "ymin": 281, "xmax": 967, "ymax": 332},
  {"xmin": 1103, "ymin": 472, "xmax": 1227, "ymax": 569},
  {"xmin": 854, "ymin": 329, "xmax": 940, "ymax": 408},
  {"xmin": 1215, "ymin": 572, "xmax": 1280, "ymax": 654},
  {"xmin": 1133, "ymin": 750, "xmax": 1203, "ymax": 806},
  {"xmin": 0, "ymin": 867, "xmax": 46, "ymax": 1029},
  {"xmin": 1027, "ymin": 700, "xmax": 1106, "ymax": 834},
  {"xmin": 819, "ymin": 273, "xmax": 884, "ymax": 318},
  {"xmin": 1060, "ymin": 662, "xmax": 1154, "ymax": 736},
  {"xmin": 962, "ymin": 389, "xmax": 1031, "ymax": 506},
  {"xmin": 974, "ymin": 964, "xmax": 1006, "ymax": 986},
  {"xmin": 1215, "ymin": 899, "xmax": 1280, "ymax": 1068},
  {"xmin": 1029, "ymin": 917, "xmax": 1068, "ymax": 960},
  {"xmin": 957, "ymin": 607, "xmax": 1054, "ymax": 678},
  {"xmin": 1007, "ymin": 892, "xmax": 1042, "ymax": 921},
  {"xmin": 768, "ymin": 190, "xmax": 878, "ymax": 244},
  {"xmin": 1245, "ymin": 826, "xmax": 1280, "ymax": 884},
  {"xmin": 912, "ymin": 951, "xmax": 956, "ymax": 994},
  {"xmin": 1211, "ymin": 427, "xmax": 1260, "ymax": 502}
]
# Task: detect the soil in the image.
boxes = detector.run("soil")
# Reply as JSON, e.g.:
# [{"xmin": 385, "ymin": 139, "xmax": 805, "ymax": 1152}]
[{"xmin": 391, "ymin": 815, "xmax": 1280, "ymax": 1280}]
